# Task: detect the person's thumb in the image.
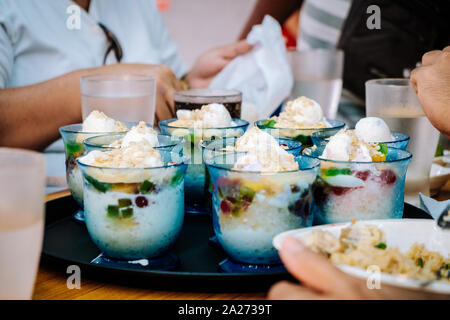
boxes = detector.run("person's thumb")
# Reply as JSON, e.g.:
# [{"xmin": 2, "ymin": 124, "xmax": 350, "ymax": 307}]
[{"xmin": 279, "ymin": 237, "xmax": 357, "ymax": 294}]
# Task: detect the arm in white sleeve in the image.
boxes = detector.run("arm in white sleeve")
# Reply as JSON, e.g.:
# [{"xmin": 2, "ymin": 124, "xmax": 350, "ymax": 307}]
[
  {"xmin": 145, "ymin": 0, "xmax": 187, "ymax": 78},
  {"xmin": 0, "ymin": 3, "xmax": 14, "ymax": 89}
]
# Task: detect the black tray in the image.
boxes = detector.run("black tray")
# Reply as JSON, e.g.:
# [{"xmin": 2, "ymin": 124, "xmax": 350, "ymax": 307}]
[{"xmin": 42, "ymin": 196, "xmax": 431, "ymax": 292}]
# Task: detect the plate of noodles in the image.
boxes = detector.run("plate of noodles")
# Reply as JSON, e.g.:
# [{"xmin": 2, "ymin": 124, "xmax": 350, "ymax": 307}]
[{"xmin": 273, "ymin": 219, "xmax": 450, "ymax": 294}]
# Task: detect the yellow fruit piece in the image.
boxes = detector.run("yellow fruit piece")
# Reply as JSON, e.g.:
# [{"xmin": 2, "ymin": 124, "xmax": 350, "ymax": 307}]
[
  {"xmin": 110, "ymin": 183, "xmax": 139, "ymax": 194},
  {"xmin": 372, "ymin": 154, "xmax": 386, "ymax": 162},
  {"xmin": 242, "ymin": 180, "xmax": 266, "ymax": 193}
]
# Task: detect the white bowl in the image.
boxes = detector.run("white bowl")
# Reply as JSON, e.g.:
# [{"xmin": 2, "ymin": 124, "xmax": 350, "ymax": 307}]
[{"xmin": 273, "ymin": 219, "xmax": 450, "ymax": 294}]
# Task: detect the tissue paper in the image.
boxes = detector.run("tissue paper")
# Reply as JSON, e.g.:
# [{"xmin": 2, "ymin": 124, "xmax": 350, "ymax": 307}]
[{"xmin": 209, "ymin": 15, "xmax": 293, "ymax": 124}]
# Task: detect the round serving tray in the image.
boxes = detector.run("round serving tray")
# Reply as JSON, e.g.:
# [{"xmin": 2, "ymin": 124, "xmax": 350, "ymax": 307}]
[{"xmin": 42, "ymin": 196, "xmax": 431, "ymax": 292}]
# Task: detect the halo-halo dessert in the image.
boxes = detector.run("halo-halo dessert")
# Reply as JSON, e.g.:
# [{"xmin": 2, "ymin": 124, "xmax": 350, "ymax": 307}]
[
  {"xmin": 77, "ymin": 141, "xmax": 188, "ymax": 263},
  {"xmin": 303, "ymin": 128, "xmax": 412, "ymax": 224},
  {"xmin": 83, "ymin": 121, "xmax": 183, "ymax": 154},
  {"xmin": 59, "ymin": 111, "xmax": 128, "ymax": 220},
  {"xmin": 206, "ymin": 135, "xmax": 319, "ymax": 269},
  {"xmin": 256, "ymin": 96, "xmax": 345, "ymax": 148},
  {"xmin": 312, "ymin": 117, "xmax": 410, "ymax": 150},
  {"xmin": 159, "ymin": 103, "xmax": 249, "ymax": 215}
]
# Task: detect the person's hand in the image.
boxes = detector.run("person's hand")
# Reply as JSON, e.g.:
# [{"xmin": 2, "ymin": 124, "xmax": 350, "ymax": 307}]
[
  {"xmin": 410, "ymin": 46, "xmax": 450, "ymax": 138},
  {"xmin": 267, "ymin": 237, "xmax": 449, "ymax": 300},
  {"xmin": 267, "ymin": 237, "xmax": 376, "ymax": 300},
  {"xmin": 93, "ymin": 63, "xmax": 183, "ymax": 123},
  {"xmin": 186, "ymin": 40, "xmax": 253, "ymax": 88}
]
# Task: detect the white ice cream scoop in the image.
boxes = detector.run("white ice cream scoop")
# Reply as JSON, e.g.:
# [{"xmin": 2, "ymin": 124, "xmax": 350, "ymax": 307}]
[{"xmin": 355, "ymin": 117, "xmax": 394, "ymax": 143}]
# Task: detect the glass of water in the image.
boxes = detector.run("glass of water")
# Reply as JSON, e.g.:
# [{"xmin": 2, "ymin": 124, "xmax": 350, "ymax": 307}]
[
  {"xmin": 365, "ymin": 78, "xmax": 440, "ymax": 206},
  {"xmin": 81, "ymin": 74, "xmax": 156, "ymax": 124},
  {"xmin": 0, "ymin": 148, "xmax": 46, "ymax": 299},
  {"xmin": 287, "ymin": 49, "xmax": 344, "ymax": 119}
]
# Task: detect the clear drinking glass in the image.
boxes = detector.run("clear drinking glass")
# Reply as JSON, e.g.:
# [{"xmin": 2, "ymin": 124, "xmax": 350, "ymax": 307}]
[
  {"xmin": 287, "ymin": 49, "xmax": 344, "ymax": 119},
  {"xmin": 365, "ymin": 79, "xmax": 440, "ymax": 206},
  {"xmin": 81, "ymin": 74, "xmax": 156, "ymax": 124},
  {"xmin": 174, "ymin": 89, "xmax": 242, "ymax": 119},
  {"xmin": 206, "ymin": 154, "xmax": 319, "ymax": 269},
  {"xmin": 0, "ymin": 148, "xmax": 45, "ymax": 300}
]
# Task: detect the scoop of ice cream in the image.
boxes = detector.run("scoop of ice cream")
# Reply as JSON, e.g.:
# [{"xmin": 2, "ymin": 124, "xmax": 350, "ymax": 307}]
[
  {"xmin": 355, "ymin": 117, "xmax": 394, "ymax": 143},
  {"xmin": 82, "ymin": 110, "xmax": 127, "ymax": 133},
  {"xmin": 321, "ymin": 130, "xmax": 381, "ymax": 162},
  {"xmin": 273, "ymin": 96, "xmax": 327, "ymax": 129},
  {"xmin": 80, "ymin": 141, "xmax": 163, "ymax": 168},
  {"xmin": 232, "ymin": 127, "xmax": 299, "ymax": 172},
  {"xmin": 321, "ymin": 131, "xmax": 352, "ymax": 162},
  {"xmin": 234, "ymin": 127, "xmax": 279, "ymax": 152},
  {"xmin": 170, "ymin": 103, "xmax": 233, "ymax": 128},
  {"xmin": 121, "ymin": 121, "xmax": 159, "ymax": 148}
]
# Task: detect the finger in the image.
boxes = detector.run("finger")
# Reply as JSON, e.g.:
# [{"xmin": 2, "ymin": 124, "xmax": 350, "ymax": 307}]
[
  {"xmin": 267, "ymin": 281, "xmax": 323, "ymax": 300},
  {"xmin": 154, "ymin": 113, "xmax": 160, "ymax": 127},
  {"xmin": 220, "ymin": 40, "xmax": 253, "ymax": 60},
  {"xmin": 155, "ymin": 94, "xmax": 173, "ymax": 121},
  {"xmin": 164, "ymin": 86, "xmax": 176, "ymax": 117},
  {"xmin": 279, "ymin": 237, "xmax": 358, "ymax": 294},
  {"xmin": 443, "ymin": 46, "xmax": 450, "ymax": 52},
  {"xmin": 410, "ymin": 65, "xmax": 431, "ymax": 94},
  {"xmin": 410, "ymin": 67, "xmax": 420, "ymax": 93},
  {"xmin": 422, "ymin": 50, "xmax": 442, "ymax": 66}
]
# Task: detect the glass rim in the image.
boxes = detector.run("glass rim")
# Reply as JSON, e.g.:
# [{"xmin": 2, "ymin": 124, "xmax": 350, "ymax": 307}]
[
  {"xmin": 80, "ymin": 73, "xmax": 156, "ymax": 83},
  {"xmin": 173, "ymin": 89, "xmax": 242, "ymax": 102},
  {"xmin": 255, "ymin": 119, "xmax": 346, "ymax": 132},
  {"xmin": 311, "ymin": 131, "xmax": 410, "ymax": 144},
  {"xmin": 365, "ymin": 78, "xmax": 412, "ymax": 87},
  {"xmin": 159, "ymin": 118, "xmax": 249, "ymax": 130},
  {"xmin": 302, "ymin": 146, "xmax": 413, "ymax": 164},
  {"xmin": 59, "ymin": 122, "xmax": 141, "ymax": 134},
  {"xmin": 205, "ymin": 154, "xmax": 320, "ymax": 174},
  {"xmin": 83, "ymin": 133, "xmax": 183, "ymax": 150},
  {"xmin": 77, "ymin": 152, "xmax": 190, "ymax": 171},
  {"xmin": 199, "ymin": 136, "xmax": 302, "ymax": 152}
]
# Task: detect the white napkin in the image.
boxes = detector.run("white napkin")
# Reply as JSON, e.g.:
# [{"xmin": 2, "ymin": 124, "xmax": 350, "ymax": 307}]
[
  {"xmin": 209, "ymin": 15, "xmax": 293, "ymax": 124},
  {"xmin": 419, "ymin": 193, "xmax": 450, "ymax": 220}
]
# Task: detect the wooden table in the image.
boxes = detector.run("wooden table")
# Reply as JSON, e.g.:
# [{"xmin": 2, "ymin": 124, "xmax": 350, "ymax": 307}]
[
  {"xmin": 33, "ymin": 190, "xmax": 266, "ymax": 300},
  {"xmin": 34, "ymin": 183, "xmax": 450, "ymax": 300}
]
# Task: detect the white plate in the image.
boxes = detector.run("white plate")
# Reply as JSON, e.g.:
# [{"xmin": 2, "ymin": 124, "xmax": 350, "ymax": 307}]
[{"xmin": 273, "ymin": 219, "xmax": 450, "ymax": 294}]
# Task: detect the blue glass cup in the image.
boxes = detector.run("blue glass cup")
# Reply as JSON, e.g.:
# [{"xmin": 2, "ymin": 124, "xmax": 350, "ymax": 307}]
[
  {"xmin": 206, "ymin": 153, "xmax": 319, "ymax": 269},
  {"xmin": 159, "ymin": 118, "xmax": 249, "ymax": 215},
  {"xmin": 303, "ymin": 146, "xmax": 412, "ymax": 225},
  {"xmin": 77, "ymin": 150, "xmax": 188, "ymax": 266},
  {"xmin": 255, "ymin": 119, "xmax": 345, "ymax": 149},
  {"xmin": 311, "ymin": 130, "xmax": 410, "ymax": 150},
  {"xmin": 59, "ymin": 124, "xmax": 129, "ymax": 221}
]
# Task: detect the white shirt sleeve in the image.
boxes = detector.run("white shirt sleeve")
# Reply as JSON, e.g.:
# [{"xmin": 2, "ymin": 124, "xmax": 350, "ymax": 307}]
[
  {"xmin": 145, "ymin": 0, "xmax": 186, "ymax": 78},
  {"xmin": 0, "ymin": 2, "xmax": 14, "ymax": 89}
]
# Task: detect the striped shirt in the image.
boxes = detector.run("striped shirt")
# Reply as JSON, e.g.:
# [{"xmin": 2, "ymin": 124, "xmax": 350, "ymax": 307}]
[{"xmin": 297, "ymin": 0, "xmax": 353, "ymax": 50}]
